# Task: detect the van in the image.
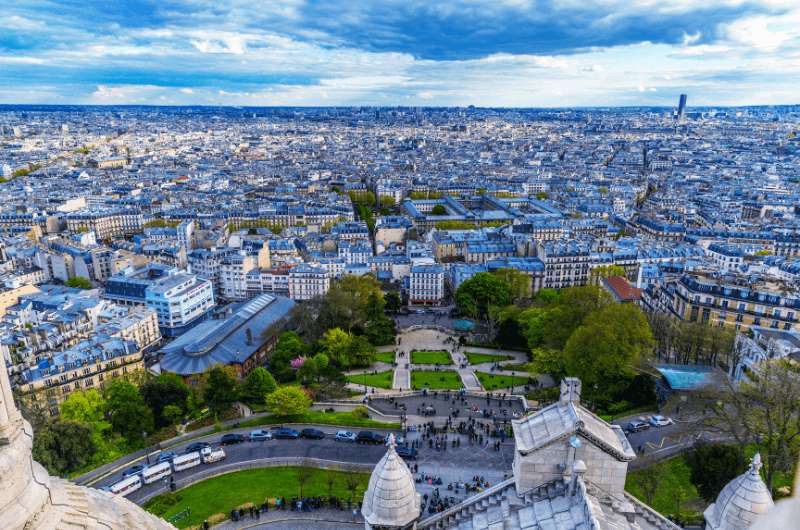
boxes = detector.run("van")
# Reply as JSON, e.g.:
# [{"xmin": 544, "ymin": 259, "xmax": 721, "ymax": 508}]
[
  {"xmin": 109, "ymin": 475, "xmax": 143, "ymax": 497},
  {"xmin": 171, "ymin": 451, "xmax": 202, "ymax": 472},
  {"xmin": 201, "ymin": 447, "xmax": 226, "ymax": 464},
  {"xmin": 141, "ymin": 462, "xmax": 172, "ymax": 484}
]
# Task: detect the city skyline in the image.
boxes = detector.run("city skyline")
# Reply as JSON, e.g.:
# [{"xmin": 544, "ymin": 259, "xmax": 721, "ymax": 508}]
[{"xmin": 2, "ymin": 1, "xmax": 800, "ymax": 107}]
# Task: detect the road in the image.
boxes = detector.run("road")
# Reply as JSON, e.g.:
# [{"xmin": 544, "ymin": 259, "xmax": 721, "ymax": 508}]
[{"xmin": 98, "ymin": 424, "xmax": 515, "ymax": 506}]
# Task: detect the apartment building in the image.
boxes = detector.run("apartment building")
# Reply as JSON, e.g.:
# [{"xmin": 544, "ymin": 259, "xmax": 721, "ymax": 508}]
[{"xmin": 409, "ymin": 264, "xmax": 445, "ymax": 305}]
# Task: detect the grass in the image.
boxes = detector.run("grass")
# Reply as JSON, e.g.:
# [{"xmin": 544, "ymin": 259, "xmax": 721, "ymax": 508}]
[
  {"xmin": 625, "ymin": 456, "xmax": 705, "ymax": 525},
  {"xmin": 346, "ymin": 370, "xmax": 394, "ymax": 390},
  {"xmin": 475, "ymin": 371, "xmax": 529, "ymax": 391},
  {"xmin": 238, "ymin": 409, "xmax": 399, "ymax": 430},
  {"xmin": 411, "ymin": 370, "xmax": 463, "ymax": 390},
  {"xmin": 144, "ymin": 467, "xmax": 370, "ymax": 528},
  {"xmin": 411, "ymin": 350, "xmax": 453, "ymax": 365},
  {"xmin": 375, "ymin": 351, "xmax": 396, "ymax": 364},
  {"xmin": 465, "ymin": 352, "xmax": 514, "ymax": 365}
]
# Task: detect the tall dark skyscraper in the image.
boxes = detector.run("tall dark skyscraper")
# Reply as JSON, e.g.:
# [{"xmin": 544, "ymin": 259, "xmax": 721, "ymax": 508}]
[{"xmin": 677, "ymin": 94, "xmax": 688, "ymax": 120}]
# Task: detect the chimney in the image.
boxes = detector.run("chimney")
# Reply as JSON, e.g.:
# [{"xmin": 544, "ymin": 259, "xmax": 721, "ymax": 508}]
[{"xmin": 559, "ymin": 378, "xmax": 581, "ymax": 406}]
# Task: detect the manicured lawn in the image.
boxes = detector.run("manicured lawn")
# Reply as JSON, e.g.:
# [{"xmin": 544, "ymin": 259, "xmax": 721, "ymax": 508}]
[
  {"xmin": 346, "ymin": 370, "xmax": 394, "ymax": 389},
  {"xmin": 465, "ymin": 351, "xmax": 514, "ymax": 365},
  {"xmin": 375, "ymin": 351, "xmax": 396, "ymax": 364},
  {"xmin": 411, "ymin": 370, "xmax": 463, "ymax": 390},
  {"xmin": 144, "ymin": 467, "xmax": 370, "ymax": 528},
  {"xmin": 625, "ymin": 456, "xmax": 705, "ymax": 525},
  {"xmin": 411, "ymin": 350, "xmax": 453, "ymax": 365},
  {"xmin": 475, "ymin": 371, "xmax": 529, "ymax": 391},
  {"xmin": 239, "ymin": 410, "xmax": 399, "ymax": 430}
]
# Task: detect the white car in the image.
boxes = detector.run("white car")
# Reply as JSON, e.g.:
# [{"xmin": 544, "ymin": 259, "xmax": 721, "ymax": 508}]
[
  {"xmin": 648, "ymin": 415, "xmax": 674, "ymax": 427},
  {"xmin": 335, "ymin": 430, "xmax": 356, "ymax": 443}
]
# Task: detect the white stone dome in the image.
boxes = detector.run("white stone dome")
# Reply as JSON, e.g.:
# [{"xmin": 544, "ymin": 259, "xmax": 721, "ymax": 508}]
[
  {"xmin": 704, "ymin": 453, "xmax": 774, "ymax": 530},
  {"xmin": 361, "ymin": 434, "xmax": 420, "ymax": 529}
]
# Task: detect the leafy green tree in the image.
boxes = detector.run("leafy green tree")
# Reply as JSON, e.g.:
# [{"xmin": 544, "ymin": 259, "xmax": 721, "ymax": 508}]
[
  {"xmin": 685, "ymin": 444, "xmax": 746, "ymax": 501},
  {"xmin": 590, "ymin": 264, "xmax": 627, "ymax": 284},
  {"xmin": 563, "ymin": 303, "xmax": 653, "ymax": 402},
  {"xmin": 60, "ymin": 389, "xmax": 106, "ymax": 423},
  {"xmin": 203, "ymin": 365, "xmax": 239, "ymax": 413},
  {"xmin": 541, "ymin": 286, "xmax": 613, "ymax": 350},
  {"xmin": 492, "ymin": 268, "xmax": 531, "ymax": 302},
  {"xmin": 431, "ymin": 204, "xmax": 447, "ymax": 215},
  {"xmin": 535, "ymin": 191, "xmax": 548, "ymax": 200},
  {"xmin": 269, "ymin": 332, "xmax": 309, "ymax": 382},
  {"xmin": 319, "ymin": 327, "xmax": 376, "ymax": 368},
  {"xmin": 162, "ymin": 405, "xmax": 184, "ymax": 427},
  {"xmin": 363, "ymin": 291, "xmax": 396, "ymax": 346},
  {"xmin": 65, "ymin": 276, "xmax": 93, "ymax": 289},
  {"xmin": 140, "ymin": 373, "xmax": 190, "ymax": 428},
  {"xmin": 534, "ymin": 288, "xmax": 560, "ymax": 305},
  {"xmin": 105, "ymin": 379, "xmax": 154, "ymax": 443},
  {"xmin": 239, "ymin": 367, "xmax": 278, "ymax": 405},
  {"xmin": 265, "ymin": 386, "xmax": 312, "ymax": 416},
  {"xmin": 455, "ymin": 272, "xmax": 512, "ymax": 320},
  {"xmin": 529, "ymin": 347, "xmax": 566, "ymax": 378},
  {"xmin": 384, "ymin": 291, "xmax": 402, "ymax": 313},
  {"xmin": 517, "ymin": 307, "xmax": 549, "ymax": 349},
  {"xmin": 32, "ymin": 420, "xmax": 97, "ymax": 476}
]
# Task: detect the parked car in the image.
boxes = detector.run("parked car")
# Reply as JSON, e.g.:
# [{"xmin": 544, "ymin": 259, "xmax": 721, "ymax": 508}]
[
  {"xmin": 272, "ymin": 427, "xmax": 300, "ymax": 439},
  {"xmin": 335, "ymin": 430, "xmax": 357, "ymax": 443},
  {"xmin": 395, "ymin": 446, "xmax": 417, "ymax": 460},
  {"xmin": 156, "ymin": 451, "xmax": 177, "ymax": 464},
  {"xmin": 220, "ymin": 433, "xmax": 246, "ymax": 445},
  {"xmin": 357, "ymin": 431, "xmax": 384, "ymax": 445},
  {"xmin": 249, "ymin": 429, "xmax": 273, "ymax": 442},
  {"xmin": 300, "ymin": 428, "xmax": 326, "ymax": 440},
  {"xmin": 200, "ymin": 447, "xmax": 226, "ymax": 464},
  {"xmin": 184, "ymin": 442, "xmax": 211, "ymax": 454},
  {"xmin": 121, "ymin": 464, "xmax": 146, "ymax": 478},
  {"xmin": 648, "ymin": 415, "xmax": 674, "ymax": 427},
  {"xmin": 624, "ymin": 420, "xmax": 650, "ymax": 434}
]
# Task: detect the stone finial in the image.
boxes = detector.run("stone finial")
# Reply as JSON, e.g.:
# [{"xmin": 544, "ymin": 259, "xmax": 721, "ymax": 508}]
[
  {"xmin": 386, "ymin": 433, "xmax": 396, "ymax": 450},
  {"xmin": 560, "ymin": 378, "xmax": 582, "ymax": 406},
  {"xmin": 750, "ymin": 453, "xmax": 763, "ymax": 475},
  {"xmin": 569, "ymin": 459, "xmax": 587, "ymax": 496}
]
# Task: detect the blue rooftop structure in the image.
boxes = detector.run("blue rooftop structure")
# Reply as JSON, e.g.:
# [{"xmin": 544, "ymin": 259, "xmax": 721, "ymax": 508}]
[{"xmin": 655, "ymin": 364, "xmax": 720, "ymax": 391}]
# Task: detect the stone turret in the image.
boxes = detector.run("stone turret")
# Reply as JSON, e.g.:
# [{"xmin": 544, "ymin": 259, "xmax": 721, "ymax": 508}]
[
  {"xmin": 0, "ymin": 356, "xmax": 174, "ymax": 529},
  {"xmin": 704, "ymin": 453, "xmax": 774, "ymax": 530},
  {"xmin": 362, "ymin": 434, "xmax": 421, "ymax": 529},
  {"xmin": 559, "ymin": 377, "xmax": 581, "ymax": 406}
]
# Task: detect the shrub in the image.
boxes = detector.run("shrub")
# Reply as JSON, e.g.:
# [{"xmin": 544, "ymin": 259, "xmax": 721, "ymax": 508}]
[
  {"xmin": 351, "ymin": 405, "xmax": 370, "ymax": 418},
  {"xmin": 145, "ymin": 493, "xmax": 183, "ymax": 516},
  {"xmin": 207, "ymin": 513, "xmax": 227, "ymax": 524},
  {"xmin": 685, "ymin": 444, "xmax": 746, "ymax": 501}
]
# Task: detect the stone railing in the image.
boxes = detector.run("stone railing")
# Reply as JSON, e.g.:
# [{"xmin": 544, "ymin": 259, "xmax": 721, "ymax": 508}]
[{"xmin": 416, "ymin": 477, "xmax": 516, "ymax": 529}]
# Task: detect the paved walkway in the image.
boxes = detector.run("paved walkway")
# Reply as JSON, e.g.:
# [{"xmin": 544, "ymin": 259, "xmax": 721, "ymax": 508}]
[
  {"xmin": 394, "ymin": 347, "xmax": 411, "ymax": 390},
  {"xmin": 213, "ymin": 508, "xmax": 363, "ymax": 529}
]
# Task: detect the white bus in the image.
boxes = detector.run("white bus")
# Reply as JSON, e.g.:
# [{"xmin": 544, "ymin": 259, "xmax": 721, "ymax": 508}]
[
  {"xmin": 109, "ymin": 475, "xmax": 142, "ymax": 497},
  {"xmin": 141, "ymin": 462, "xmax": 172, "ymax": 484},
  {"xmin": 172, "ymin": 451, "xmax": 202, "ymax": 472}
]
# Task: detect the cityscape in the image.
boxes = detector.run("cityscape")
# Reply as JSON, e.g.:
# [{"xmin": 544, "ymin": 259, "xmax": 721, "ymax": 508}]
[{"xmin": 2, "ymin": 2, "xmax": 800, "ymax": 530}]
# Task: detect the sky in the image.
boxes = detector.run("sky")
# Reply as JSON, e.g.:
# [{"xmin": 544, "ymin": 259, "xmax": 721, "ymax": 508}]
[{"xmin": 1, "ymin": 1, "xmax": 800, "ymax": 107}]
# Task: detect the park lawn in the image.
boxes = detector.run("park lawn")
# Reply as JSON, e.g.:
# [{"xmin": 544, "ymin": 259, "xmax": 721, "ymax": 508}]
[
  {"xmin": 346, "ymin": 370, "xmax": 394, "ymax": 389},
  {"xmin": 475, "ymin": 371, "xmax": 529, "ymax": 391},
  {"xmin": 625, "ymin": 456, "xmax": 705, "ymax": 525},
  {"xmin": 411, "ymin": 370, "xmax": 463, "ymax": 390},
  {"xmin": 375, "ymin": 351, "xmax": 396, "ymax": 364},
  {"xmin": 411, "ymin": 350, "xmax": 453, "ymax": 365},
  {"xmin": 465, "ymin": 352, "xmax": 514, "ymax": 365},
  {"xmin": 239, "ymin": 410, "xmax": 399, "ymax": 430},
  {"xmin": 144, "ymin": 466, "xmax": 370, "ymax": 528}
]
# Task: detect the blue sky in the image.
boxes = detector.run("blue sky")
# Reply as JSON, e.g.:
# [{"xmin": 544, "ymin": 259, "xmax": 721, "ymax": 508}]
[{"xmin": 1, "ymin": 1, "xmax": 799, "ymax": 106}]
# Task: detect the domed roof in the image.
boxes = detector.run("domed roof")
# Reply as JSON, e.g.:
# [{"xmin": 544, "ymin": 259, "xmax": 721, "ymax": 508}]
[
  {"xmin": 704, "ymin": 453, "xmax": 774, "ymax": 530},
  {"xmin": 361, "ymin": 434, "xmax": 420, "ymax": 528}
]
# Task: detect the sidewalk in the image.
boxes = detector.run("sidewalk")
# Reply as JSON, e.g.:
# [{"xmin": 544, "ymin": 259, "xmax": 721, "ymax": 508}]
[{"xmin": 212, "ymin": 508, "xmax": 364, "ymax": 529}]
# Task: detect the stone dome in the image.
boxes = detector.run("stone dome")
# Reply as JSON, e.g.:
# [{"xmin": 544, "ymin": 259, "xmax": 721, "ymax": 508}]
[
  {"xmin": 361, "ymin": 434, "xmax": 420, "ymax": 529},
  {"xmin": 704, "ymin": 453, "xmax": 774, "ymax": 530}
]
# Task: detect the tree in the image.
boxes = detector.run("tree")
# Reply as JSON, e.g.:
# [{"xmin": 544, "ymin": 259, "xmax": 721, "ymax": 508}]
[
  {"xmin": 32, "ymin": 420, "xmax": 97, "ymax": 476},
  {"xmin": 239, "ymin": 367, "xmax": 277, "ymax": 405},
  {"xmin": 203, "ymin": 365, "xmax": 239, "ymax": 413},
  {"xmin": 60, "ymin": 389, "xmax": 106, "ymax": 424},
  {"xmin": 431, "ymin": 204, "xmax": 447, "ymax": 215},
  {"xmin": 325, "ymin": 469, "xmax": 338, "ymax": 500},
  {"xmin": 517, "ymin": 307, "xmax": 549, "ymax": 350},
  {"xmin": 162, "ymin": 405, "xmax": 184, "ymax": 427},
  {"xmin": 319, "ymin": 327, "xmax": 376, "ymax": 369},
  {"xmin": 384, "ymin": 291, "xmax": 401, "ymax": 313},
  {"xmin": 633, "ymin": 466, "xmax": 661, "ymax": 505},
  {"xmin": 65, "ymin": 276, "xmax": 92, "ymax": 289},
  {"xmin": 265, "ymin": 386, "xmax": 312, "ymax": 416},
  {"xmin": 702, "ymin": 359, "xmax": 800, "ymax": 491},
  {"xmin": 562, "ymin": 303, "xmax": 653, "ymax": 403},
  {"xmin": 455, "ymin": 272, "xmax": 512, "ymax": 320},
  {"xmin": 297, "ymin": 467, "xmax": 314, "ymax": 497},
  {"xmin": 685, "ymin": 443, "xmax": 746, "ymax": 501},
  {"xmin": 363, "ymin": 291, "xmax": 395, "ymax": 346},
  {"xmin": 535, "ymin": 191, "xmax": 549, "ymax": 200},
  {"xmin": 269, "ymin": 332, "xmax": 309, "ymax": 382},
  {"xmin": 105, "ymin": 379, "xmax": 154, "ymax": 443},
  {"xmin": 345, "ymin": 474, "xmax": 361, "ymax": 502},
  {"xmin": 589, "ymin": 264, "xmax": 626, "ymax": 284},
  {"xmin": 140, "ymin": 373, "xmax": 190, "ymax": 428},
  {"xmin": 492, "ymin": 268, "xmax": 531, "ymax": 302}
]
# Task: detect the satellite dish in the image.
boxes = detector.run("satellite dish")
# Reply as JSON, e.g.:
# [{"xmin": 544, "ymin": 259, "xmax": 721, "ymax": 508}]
[{"xmin": 569, "ymin": 435, "xmax": 582, "ymax": 449}]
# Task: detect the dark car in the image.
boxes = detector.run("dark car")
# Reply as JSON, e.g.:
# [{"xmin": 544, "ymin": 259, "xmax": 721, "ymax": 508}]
[
  {"xmin": 220, "ymin": 433, "xmax": 246, "ymax": 445},
  {"xmin": 122, "ymin": 464, "xmax": 146, "ymax": 477},
  {"xmin": 273, "ymin": 427, "xmax": 300, "ymax": 439},
  {"xmin": 395, "ymin": 446, "xmax": 417, "ymax": 460},
  {"xmin": 184, "ymin": 441, "xmax": 211, "ymax": 454},
  {"xmin": 356, "ymin": 431, "xmax": 384, "ymax": 445},
  {"xmin": 624, "ymin": 420, "xmax": 650, "ymax": 434},
  {"xmin": 156, "ymin": 451, "xmax": 177, "ymax": 464},
  {"xmin": 300, "ymin": 428, "xmax": 325, "ymax": 440}
]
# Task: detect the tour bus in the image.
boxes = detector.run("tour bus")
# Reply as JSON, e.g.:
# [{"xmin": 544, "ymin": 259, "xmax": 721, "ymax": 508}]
[
  {"xmin": 141, "ymin": 462, "xmax": 172, "ymax": 484},
  {"xmin": 109, "ymin": 475, "xmax": 142, "ymax": 497},
  {"xmin": 171, "ymin": 451, "xmax": 202, "ymax": 472}
]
